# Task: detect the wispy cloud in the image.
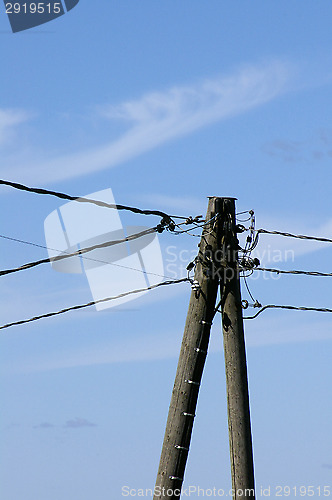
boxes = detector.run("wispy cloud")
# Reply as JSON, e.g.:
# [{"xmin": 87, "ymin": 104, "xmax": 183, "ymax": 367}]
[
  {"xmin": 9, "ymin": 313, "xmax": 332, "ymax": 374},
  {"xmin": 263, "ymin": 128, "xmax": 332, "ymax": 163},
  {"xmin": 15, "ymin": 331, "xmax": 184, "ymax": 373},
  {"xmin": 32, "ymin": 419, "xmax": 97, "ymax": 429},
  {"xmin": 34, "ymin": 422, "xmax": 55, "ymax": 429},
  {"xmin": 3, "ymin": 60, "xmax": 292, "ymax": 184},
  {"xmin": 245, "ymin": 318, "xmax": 332, "ymax": 348},
  {"xmin": 0, "ymin": 108, "xmax": 30, "ymax": 147},
  {"xmin": 63, "ymin": 417, "xmax": 97, "ymax": 429}
]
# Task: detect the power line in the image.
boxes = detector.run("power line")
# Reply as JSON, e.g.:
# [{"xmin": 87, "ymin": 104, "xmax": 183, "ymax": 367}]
[
  {"xmin": 0, "ymin": 234, "xmax": 50, "ymax": 251},
  {"xmin": 172, "ymin": 214, "xmax": 218, "ymax": 237},
  {"xmin": 0, "ymin": 278, "xmax": 190, "ymax": 331},
  {"xmin": 239, "ymin": 256, "xmax": 332, "ymax": 278},
  {"xmin": 257, "ymin": 228, "xmax": 332, "ymax": 244},
  {"xmin": 244, "ymin": 303, "xmax": 332, "ymax": 320},
  {"xmin": 236, "ymin": 210, "xmax": 252, "ymax": 216},
  {"xmin": 0, "ymin": 179, "xmax": 186, "ymax": 221},
  {"xmin": 0, "ymin": 232, "xmax": 177, "ymax": 280},
  {"xmin": 256, "ymin": 267, "xmax": 332, "ymax": 278},
  {"xmin": 0, "ymin": 227, "xmax": 158, "ymax": 277},
  {"xmin": 243, "ymin": 275, "xmax": 256, "ymax": 302}
]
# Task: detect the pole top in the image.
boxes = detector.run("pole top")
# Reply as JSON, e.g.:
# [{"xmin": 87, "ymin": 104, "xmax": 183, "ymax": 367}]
[{"xmin": 207, "ymin": 196, "xmax": 238, "ymax": 200}]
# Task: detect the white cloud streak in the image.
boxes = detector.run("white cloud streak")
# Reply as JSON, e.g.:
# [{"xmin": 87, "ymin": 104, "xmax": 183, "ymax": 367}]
[
  {"xmin": 3, "ymin": 60, "xmax": 292, "ymax": 184},
  {"xmin": 0, "ymin": 108, "xmax": 30, "ymax": 147},
  {"xmin": 7, "ymin": 315, "xmax": 332, "ymax": 374}
]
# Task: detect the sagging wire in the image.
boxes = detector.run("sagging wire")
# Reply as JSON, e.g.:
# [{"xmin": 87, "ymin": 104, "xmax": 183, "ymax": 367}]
[
  {"xmin": 0, "ymin": 179, "xmax": 186, "ymax": 222},
  {"xmin": 171, "ymin": 214, "xmax": 218, "ymax": 237},
  {"xmin": 239, "ymin": 263, "xmax": 261, "ymax": 311},
  {"xmin": 0, "ymin": 278, "xmax": 190, "ymax": 331},
  {"xmin": 243, "ymin": 275, "xmax": 256, "ymax": 303},
  {"xmin": 243, "ymin": 303, "xmax": 332, "ymax": 320},
  {"xmin": 237, "ymin": 210, "xmax": 260, "ymax": 284},
  {"xmin": 236, "ymin": 209, "xmax": 255, "ymax": 223},
  {"xmin": 237, "ymin": 210, "xmax": 259, "ymax": 260},
  {"xmin": 0, "ymin": 233, "xmax": 178, "ymax": 281},
  {"xmin": 236, "ymin": 210, "xmax": 252, "ymax": 216},
  {"xmin": 0, "ymin": 227, "xmax": 158, "ymax": 277},
  {"xmin": 1, "ymin": 179, "xmax": 211, "ymax": 239},
  {"xmin": 0, "ymin": 213, "xmax": 212, "ymax": 280},
  {"xmin": 256, "ymin": 267, "xmax": 332, "ymax": 278},
  {"xmin": 257, "ymin": 228, "xmax": 332, "ymax": 244},
  {"xmin": 235, "ymin": 212, "xmax": 262, "ymax": 308}
]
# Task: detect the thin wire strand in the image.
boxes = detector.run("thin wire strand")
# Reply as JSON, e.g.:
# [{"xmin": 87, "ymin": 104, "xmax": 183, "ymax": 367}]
[
  {"xmin": 172, "ymin": 215, "xmax": 218, "ymax": 235},
  {"xmin": 0, "ymin": 233, "xmax": 174, "ymax": 281},
  {"xmin": 236, "ymin": 210, "xmax": 252, "ymax": 216},
  {"xmin": 243, "ymin": 275, "xmax": 256, "ymax": 302},
  {"xmin": 257, "ymin": 228, "xmax": 332, "ymax": 244},
  {"xmin": 236, "ymin": 216, "xmax": 251, "ymax": 223},
  {"xmin": 0, "ymin": 278, "xmax": 190, "ymax": 331},
  {"xmin": 256, "ymin": 267, "xmax": 332, "ymax": 278},
  {"xmin": 0, "ymin": 234, "xmax": 49, "ymax": 251},
  {"xmin": 244, "ymin": 304, "xmax": 332, "ymax": 320},
  {"xmin": 0, "ymin": 228, "xmax": 157, "ymax": 277},
  {"xmin": 0, "ymin": 179, "xmax": 186, "ymax": 220}
]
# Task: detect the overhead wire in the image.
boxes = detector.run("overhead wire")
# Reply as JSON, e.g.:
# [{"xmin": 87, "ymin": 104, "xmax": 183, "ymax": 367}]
[
  {"xmin": 237, "ymin": 215, "xmax": 332, "ymax": 316},
  {"xmin": 0, "ymin": 232, "xmax": 177, "ymax": 281},
  {"xmin": 257, "ymin": 228, "xmax": 332, "ymax": 244},
  {"xmin": 3, "ymin": 188, "xmax": 332, "ymax": 327},
  {"xmin": 0, "ymin": 278, "xmax": 190, "ymax": 331},
  {"xmin": 242, "ymin": 275, "xmax": 256, "ymax": 303},
  {"xmin": 244, "ymin": 303, "xmax": 332, "ymax": 320},
  {"xmin": 0, "ymin": 206, "xmax": 210, "ymax": 279},
  {"xmin": 0, "ymin": 179, "xmax": 186, "ymax": 221},
  {"xmin": 172, "ymin": 214, "xmax": 217, "ymax": 236},
  {"xmin": 238, "ymin": 258, "xmax": 332, "ymax": 278},
  {"xmin": 0, "ymin": 227, "xmax": 158, "ymax": 277},
  {"xmin": 236, "ymin": 210, "xmax": 252, "ymax": 216},
  {"xmin": 255, "ymin": 267, "xmax": 332, "ymax": 278}
]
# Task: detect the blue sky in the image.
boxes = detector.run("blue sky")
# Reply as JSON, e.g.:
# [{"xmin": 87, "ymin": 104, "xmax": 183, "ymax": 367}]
[{"xmin": 1, "ymin": 2, "xmax": 332, "ymax": 499}]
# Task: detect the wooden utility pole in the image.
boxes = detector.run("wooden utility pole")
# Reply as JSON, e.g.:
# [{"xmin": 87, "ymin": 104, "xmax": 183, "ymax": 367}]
[
  {"xmin": 153, "ymin": 197, "xmax": 223, "ymax": 500},
  {"xmin": 220, "ymin": 198, "xmax": 255, "ymax": 499},
  {"xmin": 153, "ymin": 197, "xmax": 255, "ymax": 500}
]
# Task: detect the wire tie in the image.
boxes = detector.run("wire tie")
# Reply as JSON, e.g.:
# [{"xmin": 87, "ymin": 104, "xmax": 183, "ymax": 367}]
[
  {"xmin": 184, "ymin": 379, "xmax": 200, "ymax": 386},
  {"xmin": 169, "ymin": 476, "xmax": 183, "ymax": 481},
  {"xmin": 194, "ymin": 347, "xmax": 207, "ymax": 354},
  {"xmin": 175, "ymin": 445, "xmax": 189, "ymax": 451},
  {"xmin": 200, "ymin": 320, "xmax": 212, "ymax": 326},
  {"xmin": 182, "ymin": 412, "xmax": 196, "ymax": 418},
  {"xmin": 191, "ymin": 279, "xmax": 200, "ymax": 291}
]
